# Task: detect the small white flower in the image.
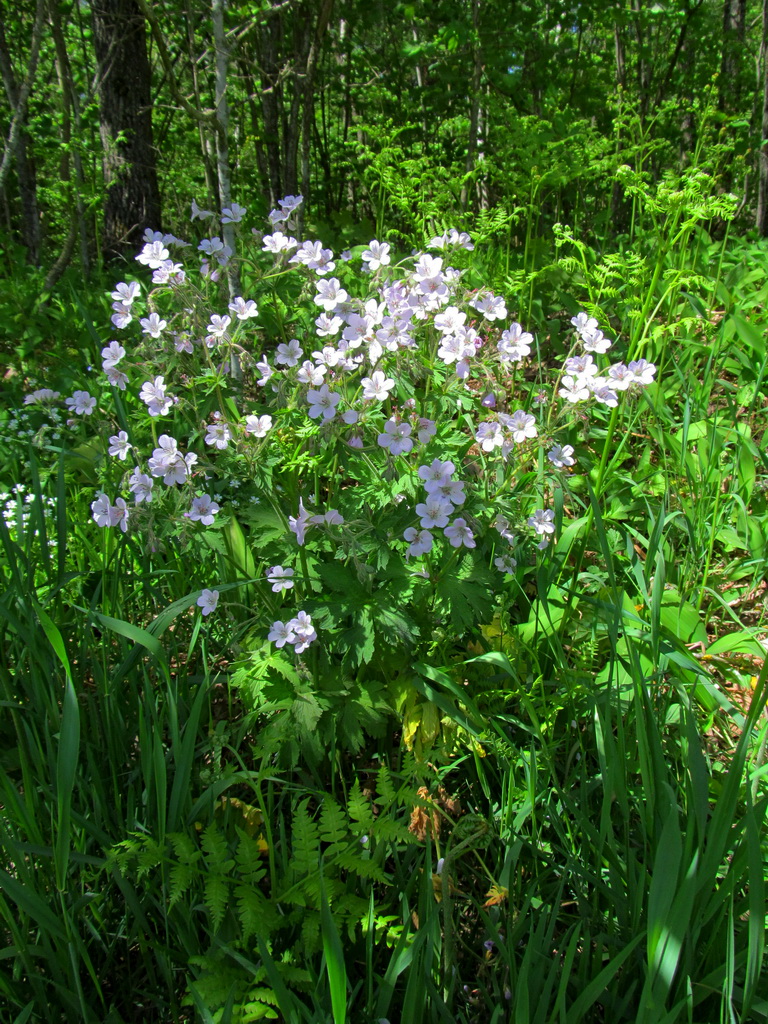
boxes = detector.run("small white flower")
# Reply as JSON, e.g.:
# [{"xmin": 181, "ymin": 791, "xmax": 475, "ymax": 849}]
[
  {"xmin": 361, "ymin": 370, "xmax": 395, "ymax": 401},
  {"xmin": 266, "ymin": 565, "xmax": 294, "ymax": 592},
  {"xmin": 361, "ymin": 240, "xmax": 391, "ymax": 271},
  {"xmin": 244, "ymin": 414, "xmax": 273, "ymax": 438}
]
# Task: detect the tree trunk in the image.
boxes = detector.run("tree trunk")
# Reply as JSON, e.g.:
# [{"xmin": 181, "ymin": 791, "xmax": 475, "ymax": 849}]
[
  {"xmin": 0, "ymin": 0, "xmax": 46, "ymax": 264},
  {"xmin": 461, "ymin": 0, "xmax": 482, "ymax": 211},
  {"xmin": 91, "ymin": 0, "xmax": 161, "ymax": 259},
  {"xmin": 300, "ymin": 0, "xmax": 334, "ymax": 217}
]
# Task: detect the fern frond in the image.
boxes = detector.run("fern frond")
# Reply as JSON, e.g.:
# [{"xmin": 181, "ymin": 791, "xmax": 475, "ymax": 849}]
[
  {"xmin": 204, "ymin": 874, "xmax": 230, "ymax": 932},
  {"xmin": 347, "ymin": 780, "xmax": 374, "ymax": 831},
  {"xmin": 319, "ymin": 798, "xmax": 348, "ymax": 846},
  {"xmin": 290, "ymin": 799, "xmax": 320, "ymax": 878}
]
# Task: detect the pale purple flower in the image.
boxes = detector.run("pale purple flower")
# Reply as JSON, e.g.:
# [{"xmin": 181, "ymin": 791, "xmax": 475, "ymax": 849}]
[
  {"xmin": 128, "ymin": 468, "xmax": 153, "ymax": 503},
  {"xmin": 108, "ymin": 431, "xmax": 131, "ymax": 460},
  {"xmin": 419, "ymin": 459, "xmax": 455, "ymax": 489},
  {"xmin": 198, "ymin": 236, "xmax": 226, "ymax": 257},
  {"xmin": 564, "ymin": 354, "xmax": 598, "ymax": 378},
  {"xmin": 495, "ymin": 553, "xmax": 518, "ymax": 574},
  {"xmin": 221, "ymin": 202, "xmax": 247, "ymax": 224},
  {"xmin": 91, "ymin": 492, "xmax": 113, "ymax": 528},
  {"xmin": 136, "ymin": 240, "xmax": 169, "ymax": 268},
  {"xmin": 296, "ymin": 361, "xmax": 327, "ymax": 386},
  {"xmin": 627, "ymin": 359, "xmax": 657, "ymax": 385},
  {"xmin": 498, "ymin": 323, "xmax": 533, "ymax": 361},
  {"xmin": 65, "ymin": 390, "xmax": 96, "ymax": 416},
  {"xmin": 434, "ymin": 306, "xmax": 466, "ymax": 335},
  {"xmin": 571, "ymin": 312, "xmax": 598, "ymax": 336},
  {"xmin": 417, "ymin": 418, "xmax": 436, "ymax": 444},
  {"xmin": 581, "ymin": 328, "xmax": 612, "ymax": 354},
  {"xmin": 288, "ymin": 498, "xmax": 312, "ymax": 546},
  {"xmin": 262, "ymin": 231, "xmax": 297, "ymax": 253},
  {"xmin": 268, "ymin": 620, "xmax": 294, "ymax": 650},
  {"xmin": 229, "ymin": 296, "xmax": 258, "ymax": 321},
  {"xmin": 444, "ymin": 518, "xmax": 475, "ymax": 548},
  {"xmin": 278, "ymin": 194, "xmax": 303, "ymax": 215},
  {"xmin": 189, "ymin": 494, "xmax": 220, "ymax": 525},
  {"xmin": 139, "ymin": 377, "xmax": 173, "ymax": 417},
  {"xmin": 547, "ymin": 444, "xmax": 575, "ymax": 468},
  {"xmin": 287, "ymin": 610, "xmax": 317, "ymax": 653},
  {"xmin": 111, "ymin": 303, "xmax": 132, "ymax": 330},
  {"xmin": 24, "ymin": 388, "xmax": 60, "ymax": 405},
  {"xmin": 275, "ymin": 339, "xmax": 303, "ymax": 367},
  {"xmin": 504, "ymin": 410, "xmax": 537, "ymax": 444},
  {"xmin": 471, "ymin": 292, "xmax": 507, "ymax": 321},
  {"xmin": 528, "ymin": 509, "xmax": 556, "ymax": 535},
  {"xmin": 255, "ymin": 355, "xmax": 273, "ymax": 386},
  {"xmin": 607, "ymin": 362, "xmax": 634, "ymax": 391},
  {"xmin": 415, "ymin": 495, "xmax": 453, "ymax": 529},
  {"xmin": 307, "ymin": 384, "xmax": 341, "ymax": 421},
  {"xmin": 190, "ymin": 199, "xmax": 215, "ymax": 221},
  {"xmin": 432, "ymin": 479, "xmax": 466, "ymax": 505},
  {"xmin": 197, "ymin": 589, "xmax": 220, "ymax": 616},
  {"xmin": 110, "ymin": 497, "xmax": 130, "ymax": 533},
  {"xmin": 206, "ymin": 314, "xmax": 231, "ymax": 338},
  {"xmin": 140, "ymin": 312, "xmax": 167, "ymax": 338},
  {"xmin": 558, "ymin": 375, "xmax": 590, "ymax": 404},
  {"xmin": 105, "ymin": 367, "xmax": 128, "ymax": 390},
  {"xmin": 314, "ymin": 277, "xmax": 348, "ymax": 311},
  {"xmin": 404, "ymin": 526, "xmax": 433, "ymax": 557},
  {"xmin": 475, "ymin": 421, "xmax": 503, "ymax": 452},
  {"xmin": 377, "ymin": 419, "xmax": 413, "ymax": 455},
  {"xmin": 111, "ymin": 281, "xmax": 140, "ymax": 305},
  {"xmin": 101, "ymin": 341, "xmax": 126, "ymax": 368},
  {"xmin": 205, "ymin": 422, "xmax": 232, "ymax": 450},
  {"xmin": 315, "ymin": 313, "xmax": 344, "ymax": 336}
]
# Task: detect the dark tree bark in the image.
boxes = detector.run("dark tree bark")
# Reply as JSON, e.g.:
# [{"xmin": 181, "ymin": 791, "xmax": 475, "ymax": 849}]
[
  {"xmin": 719, "ymin": 0, "xmax": 747, "ymax": 113},
  {"xmin": 0, "ymin": 0, "xmax": 45, "ymax": 264},
  {"xmin": 91, "ymin": 0, "xmax": 161, "ymax": 259}
]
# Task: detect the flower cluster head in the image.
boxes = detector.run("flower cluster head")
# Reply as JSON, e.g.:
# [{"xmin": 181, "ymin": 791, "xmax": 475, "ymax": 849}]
[
  {"xmin": 560, "ymin": 312, "xmax": 656, "ymax": 406},
  {"xmin": 268, "ymin": 611, "xmax": 317, "ymax": 654},
  {"xmin": 404, "ymin": 459, "xmax": 473, "ymax": 556},
  {"xmin": 72, "ymin": 197, "xmax": 668, "ymax": 666}
]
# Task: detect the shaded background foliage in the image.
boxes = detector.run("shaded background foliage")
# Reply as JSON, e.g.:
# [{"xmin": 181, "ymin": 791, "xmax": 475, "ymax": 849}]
[{"xmin": 1, "ymin": 0, "xmax": 766, "ymax": 279}]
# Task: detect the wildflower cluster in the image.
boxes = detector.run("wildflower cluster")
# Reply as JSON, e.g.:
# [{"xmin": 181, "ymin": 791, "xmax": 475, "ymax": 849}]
[{"xmin": 27, "ymin": 195, "xmax": 657, "ymax": 659}]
